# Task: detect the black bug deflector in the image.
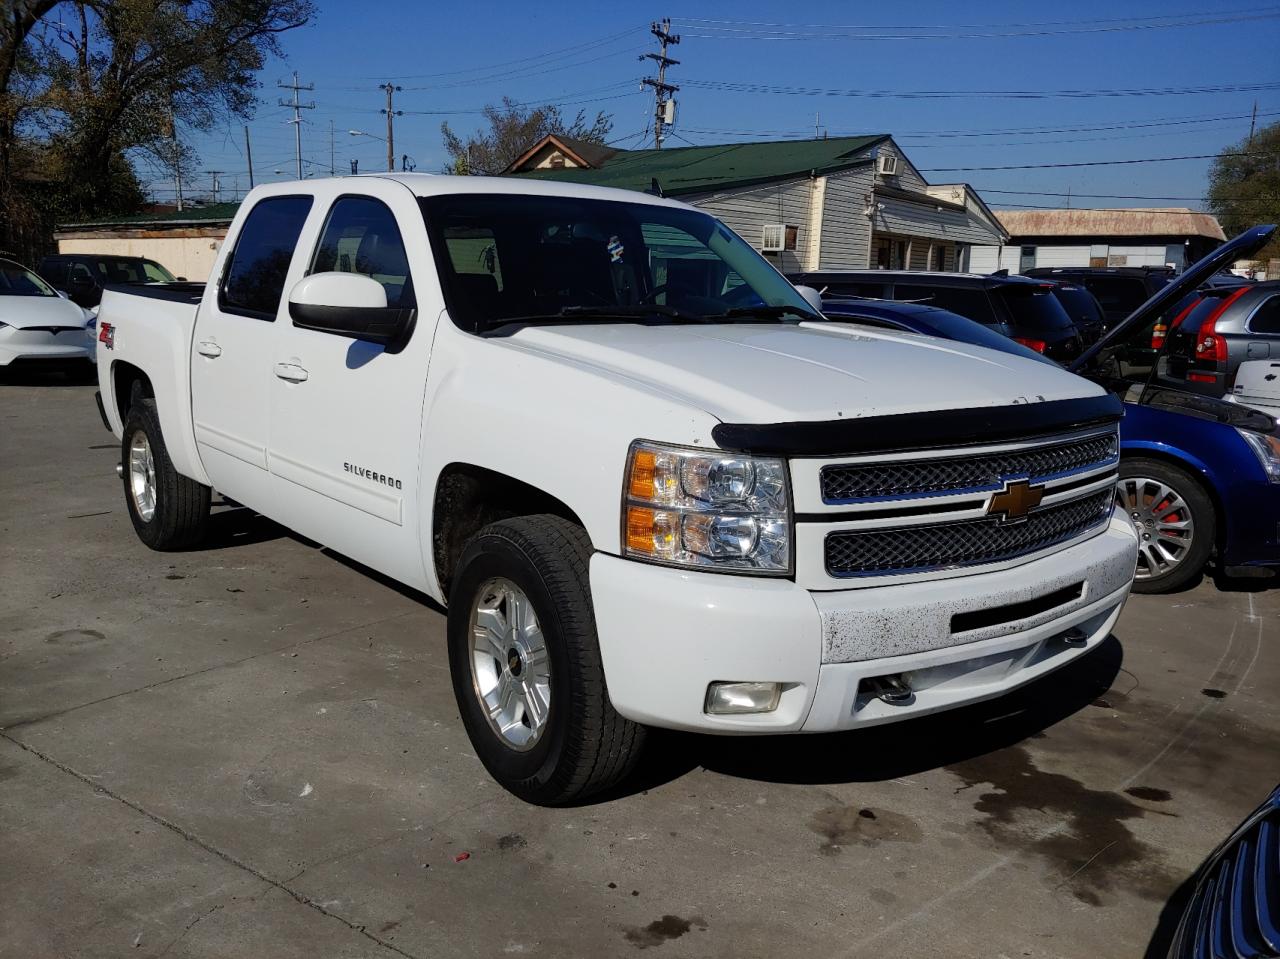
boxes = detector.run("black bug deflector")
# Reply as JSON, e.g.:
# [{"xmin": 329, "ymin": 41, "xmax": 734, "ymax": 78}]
[{"xmin": 711, "ymin": 393, "xmax": 1123, "ymax": 457}]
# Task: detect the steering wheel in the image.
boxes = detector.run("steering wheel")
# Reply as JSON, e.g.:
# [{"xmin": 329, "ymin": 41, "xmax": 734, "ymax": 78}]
[{"xmin": 639, "ymin": 284, "xmax": 669, "ymax": 305}]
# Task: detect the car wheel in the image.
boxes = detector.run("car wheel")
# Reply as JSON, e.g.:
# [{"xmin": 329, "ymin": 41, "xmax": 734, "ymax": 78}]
[
  {"xmin": 121, "ymin": 398, "xmax": 210, "ymax": 550},
  {"xmin": 1116, "ymin": 457, "xmax": 1215, "ymax": 594},
  {"xmin": 447, "ymin": 514, "xmax": 645, "ymax": 805}
]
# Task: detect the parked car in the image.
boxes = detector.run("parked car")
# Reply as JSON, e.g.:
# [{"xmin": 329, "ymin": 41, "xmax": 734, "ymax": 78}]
[
  {"xmin": 788, "ymin": 269, "xmax": 1085, "ymax": 362},
  {"xmin": 1025, "ymin": 266, "xmax": 1177, "ymax": 327},
  {"xmin": 37, "ymin": 253, "xmax": 178, "ymax": 308},
  {"xmin": 817, "ymin": 297, "xmax": 1053, "ymax": 364},
  {"xmin": 1046, "ymin": 282, "xmax": 1108, "ymax": 345},
  {"xmin": 1228, "ymin": 358, "xmax": 1280, "ymax": 417},
  {"xmin": 808, "ymin": 228, "xmax": 1280, "ymax": 593},
  {"xmin": 1159, "ymin": 280, "xmax": 1280, "ymax": 395},
  {"xmin": 0, "ymin": 257, "xmax": 94, "ymax": 370},
  {"xmin": 91, "ymin": 175, "xmax": 1140, "ymax": 803},
  {"xmin": 1162, "ymin": 783, "xmax": 1279, "ymax": 957}
]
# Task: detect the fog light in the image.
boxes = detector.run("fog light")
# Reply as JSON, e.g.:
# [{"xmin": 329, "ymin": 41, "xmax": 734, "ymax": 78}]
[{"xmin": 705, "ymin": 681, "xmax": 782, "ymax": 715}]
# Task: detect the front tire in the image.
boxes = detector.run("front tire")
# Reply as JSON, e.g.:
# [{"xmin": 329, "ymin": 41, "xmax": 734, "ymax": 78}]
[
  {"xmin": 121, "ymin": 399, "xmax": 210, "ymax": 550},
  {"xmin": 447, "ymin": 515, "xmax": 645, "ymax": 805},
  {"xmin": 1117, "ymin": 457, "xmax": 1215, "ymax": 594}
]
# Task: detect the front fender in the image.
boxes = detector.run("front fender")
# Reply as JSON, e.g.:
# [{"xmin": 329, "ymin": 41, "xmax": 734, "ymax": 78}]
[{"xmin": 417, "ymin": 321, "xmax": 721, "ymax": 600}]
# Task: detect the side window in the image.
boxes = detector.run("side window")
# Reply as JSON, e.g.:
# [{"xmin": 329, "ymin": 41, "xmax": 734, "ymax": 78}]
[
  {"xmin": 823, "ymin": 281, "xmax": 888, "ymax": 299},
  {"xmin": 69, "ymin": 262, "xmax": 94, "ymax": 283},
  {"xmin": 221, "ymin": 195, "xmax": 313, "ymax": 319},
  {"xmin": 310, "ymin": 196, "xmax": 414, "ymax": 309},
  {"xmin": 895, "ymin": 285, "xmax": 996, "ymax": 325},
  {"xmin": 1248, "ymin": 295, "xmax": 1280, "ymax": 335}
]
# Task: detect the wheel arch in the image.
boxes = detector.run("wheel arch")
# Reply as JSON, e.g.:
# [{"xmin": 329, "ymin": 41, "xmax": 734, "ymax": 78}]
[
  {"xmin": 1120, "ymin": 441, "xmax": 1228, "ymax": 550},
  {"xmin": 430, "ymin": 462, "xmax": 589, "ymax": 601}
]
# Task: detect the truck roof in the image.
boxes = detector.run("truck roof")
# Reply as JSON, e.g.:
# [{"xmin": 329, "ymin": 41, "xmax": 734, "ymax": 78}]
[{"xmin": 251, "ymin": 172, "xmax": 695, "ymax": 210}]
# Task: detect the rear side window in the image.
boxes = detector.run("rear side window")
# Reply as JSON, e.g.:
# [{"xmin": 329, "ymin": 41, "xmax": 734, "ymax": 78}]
[
  {"xmin": 820, "ymin": 280, "xmax": 889, "ymax": 299},
  {"xmin": 310, "ymin": 196, "xmax": 414, "ymax": 309},
  {"xmin": 1050, "ymin": 286, "xmax": 1104, "ymax": 327},
  {"xmin": 221, "ymin": 195, "xmax": 313, "ymax": 318},
  {"xmin": 1247, "ymin": 295, "xmax": 1280, "ymax": 334},
  {"xmin": 894, "ymin": 285, "xmax": 997, "ymax": 327}
]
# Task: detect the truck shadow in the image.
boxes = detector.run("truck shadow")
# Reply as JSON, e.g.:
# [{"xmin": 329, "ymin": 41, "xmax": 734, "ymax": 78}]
[
  {"xmin": 194, "ymin": 501, "xmax": 288, "ymax": 550},
  {"xmin": 609, "ymin": 635, "xmax": 1123, "ymax": 800}
]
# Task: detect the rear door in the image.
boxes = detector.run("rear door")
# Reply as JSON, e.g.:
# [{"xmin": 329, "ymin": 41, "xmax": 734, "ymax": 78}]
[
  {"xmin": 190, "ymin": 192, "xmax": 313, "ymax": 502},
  {"xmin": 264, "ymin": 178, "xmax": 435, "ymax": 586}
]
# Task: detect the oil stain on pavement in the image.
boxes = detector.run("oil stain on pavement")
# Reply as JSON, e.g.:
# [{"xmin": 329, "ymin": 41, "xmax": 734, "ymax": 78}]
[
  {"xmin": 622, "ymin": 915, "xmax": 707, "ymax": 949},
  {"xmin": 810, "ymin": 805, "xmax": 924, "ymax": 854}
]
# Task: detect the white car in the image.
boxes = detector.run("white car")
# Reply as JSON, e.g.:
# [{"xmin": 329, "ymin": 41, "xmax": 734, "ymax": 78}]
[
  {"xmin": 93, "ymin": 175, "xmax": 1139, "ymax": 804},
  {"xmin": 0, "ymin": 258, "xmax": 95, "ymax": 369}
]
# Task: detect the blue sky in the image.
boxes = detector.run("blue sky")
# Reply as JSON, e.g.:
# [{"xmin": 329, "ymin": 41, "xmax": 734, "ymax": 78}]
[{"xmin": 162, "ymin": 1, "xmax": 1280, "ymax": 216}]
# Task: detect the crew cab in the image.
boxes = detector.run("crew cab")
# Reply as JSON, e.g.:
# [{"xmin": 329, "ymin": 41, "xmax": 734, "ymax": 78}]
[{"xmin": 94, "ymin": 175, "xmax": 1138, "ymax": 804}]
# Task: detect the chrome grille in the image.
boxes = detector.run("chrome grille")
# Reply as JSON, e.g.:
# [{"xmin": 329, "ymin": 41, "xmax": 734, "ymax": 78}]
[
  {"xmin": 825, "ymin": 490, "xmax": 1114, "ymax": 577},
  {"xmin": 820, "ymin": 432, "xmax": 1118, "ymax": 503}
]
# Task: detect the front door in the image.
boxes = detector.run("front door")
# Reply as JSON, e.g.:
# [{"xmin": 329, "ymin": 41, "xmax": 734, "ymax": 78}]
[
  {"xmin": 265, "ymin": 179, "xmax": 436, "ymax": 587},
  {"xmin": 190, "ymin": 193, "xmax": 314, "ymax": 504}
]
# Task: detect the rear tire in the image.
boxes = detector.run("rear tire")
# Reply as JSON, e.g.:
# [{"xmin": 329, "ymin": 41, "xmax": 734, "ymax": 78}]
[
  {"xmin": 121, "ymin": 398, "xmax": 210, "ymax": 550},
  {"xmin": 447, "ymin": 514, "xmax": 645, "ymax": 805},
  {"xmin": 1117, "ymin": 457, "xmax": 1215, "ymax": 594}
]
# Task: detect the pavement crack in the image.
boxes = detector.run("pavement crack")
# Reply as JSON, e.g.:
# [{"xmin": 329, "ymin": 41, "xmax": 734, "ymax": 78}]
[
  {"xmin": 0, "ymin": 610, "xmax": 418, "ymax": 733},
  {"xmin": 1, "ymin": 733, "xmax": 426, "ymax": 959}
]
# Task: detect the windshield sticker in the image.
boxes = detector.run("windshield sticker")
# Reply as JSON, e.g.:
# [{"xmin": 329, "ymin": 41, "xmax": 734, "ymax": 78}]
[{"xmin": 607, "ymin": 236, "xmax": 625, "ymax": 263}]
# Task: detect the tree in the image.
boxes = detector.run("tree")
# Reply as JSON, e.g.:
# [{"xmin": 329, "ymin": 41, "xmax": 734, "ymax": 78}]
[
  {"xmin": 0, "ymin": 0, "xmax": 313, "ymax": 258},
  {"xmin": 440, "ymin": 97, "xmax": 612, "ymax": 175},
  {"xmin": 1207, "ymin": 121, "xmax": 1280, "ymax": 267}
]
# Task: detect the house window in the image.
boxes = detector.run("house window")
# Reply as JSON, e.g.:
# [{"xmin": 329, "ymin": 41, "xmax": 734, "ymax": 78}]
[
  {"xmin": 1019, "ymin": 245, "xmax": 1037, "ymax": 272},
  {"xmin": 874, "ymin": 237, "xmax": 908, "ymax": 270},
  {"xmin": 549, "ymin": 153, "xmax": 566, "ymax": 169}
]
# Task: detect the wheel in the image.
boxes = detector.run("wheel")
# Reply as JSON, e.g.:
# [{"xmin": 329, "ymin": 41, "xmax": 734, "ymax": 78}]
[
  {"xmin": 121, "ymin": 398, "xmax": 210, "ymax": 550},
  {"xmin": 1116, "ymin": 457, "xmax": 1215, "ymax": 594},
  {"xmin": 447, "ymin": 515, "xmax": 645, "ymax": 805}
]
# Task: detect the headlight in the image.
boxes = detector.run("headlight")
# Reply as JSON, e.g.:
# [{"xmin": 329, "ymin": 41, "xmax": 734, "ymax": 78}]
[
  {"xmin": 622, "ymin": 440, "xmax": 792, "ymax": 574},
  {"xmin": 1238, "ymin": 428, "xmax": 1280, "ymax": 484}
]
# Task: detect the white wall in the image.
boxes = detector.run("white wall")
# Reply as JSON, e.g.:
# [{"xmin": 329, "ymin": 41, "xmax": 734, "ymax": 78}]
[{"xmin": 967, "ymin": 242, "xmax": 1177, "ymax": 274}]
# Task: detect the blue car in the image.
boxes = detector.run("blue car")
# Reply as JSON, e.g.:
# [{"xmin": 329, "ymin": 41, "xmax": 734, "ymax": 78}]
[{"xmin": 807, "ymin": 224, "xmax": 1280, "ymax": 593}]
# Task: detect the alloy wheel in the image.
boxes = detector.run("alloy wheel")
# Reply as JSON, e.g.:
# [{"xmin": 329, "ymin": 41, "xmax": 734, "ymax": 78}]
[
  {"xmin": 468, "ymin": 577, "xmax": 551, "ymax": 751},
  {"xmin": 1115, "ymin": 476, "xmax": 1195, "ymax": 580}
]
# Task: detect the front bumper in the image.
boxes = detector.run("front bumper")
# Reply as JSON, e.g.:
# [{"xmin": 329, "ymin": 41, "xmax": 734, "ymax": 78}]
[
  {"xmin": 590, "ymin": 514, "xmax": 1138, "ymax": 733},
  {"xmin": 0, "ymin": 336, "xmax": 92, "ymax": 366}
]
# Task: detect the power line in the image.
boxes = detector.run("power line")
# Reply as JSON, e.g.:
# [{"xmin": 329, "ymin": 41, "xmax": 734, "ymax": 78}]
[
  {"xmin": 673, "ymin": 9, "xmax": 1280, "ymax": 40},
  {"xmin": 919, "ymin": 151, "xmax": 1279, "ymax": 173},
  {"xmin": 681, "ymin": 78, "xmax": 1280, "ymax": 101}
]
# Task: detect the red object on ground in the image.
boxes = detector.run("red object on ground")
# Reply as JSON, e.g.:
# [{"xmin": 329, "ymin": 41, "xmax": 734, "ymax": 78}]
[{"xmin": 453, "ymin": 852, "xmax": 470, "ymax": 863}]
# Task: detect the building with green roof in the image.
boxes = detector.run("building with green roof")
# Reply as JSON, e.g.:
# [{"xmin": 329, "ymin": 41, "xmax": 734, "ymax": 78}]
[{"xmin": 507, "ymin": 134, "xmax": 1007, "ymax": 274}]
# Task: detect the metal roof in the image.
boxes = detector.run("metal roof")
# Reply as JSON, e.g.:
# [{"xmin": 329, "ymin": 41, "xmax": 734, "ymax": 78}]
[
  {"xmin": 512, "ymin": 135, "xmax": 889, "ymax": 196},
  {"xmin": 56, "ymin": 202, "xmax": 241, "ymax": 230},
  {"xmin": 996, "ymin": 207, "xmax": 1225, "ymax": 241}
]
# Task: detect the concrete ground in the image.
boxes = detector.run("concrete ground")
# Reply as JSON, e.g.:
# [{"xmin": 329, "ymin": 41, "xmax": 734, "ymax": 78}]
[{"xmin": 1, "ymin": 371, "xmax": 1276, "ymax": 959}]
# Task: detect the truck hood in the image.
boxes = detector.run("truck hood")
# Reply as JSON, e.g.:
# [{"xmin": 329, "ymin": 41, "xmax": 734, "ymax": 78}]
[
  {"xmin": 0, "ymin": 294, "xmax": 89, "ymax": 329},
  {"xmin": 507, "ymin": 321, "xmax": 1103, "ymax": 424}
]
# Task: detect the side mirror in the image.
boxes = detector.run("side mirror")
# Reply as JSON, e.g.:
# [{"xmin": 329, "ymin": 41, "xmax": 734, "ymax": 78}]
[
  {"xmin": 793, "ymin": 284, "xmax": 826, "ymax": 316},
  {"xmin": 288, "ymin": 272, "xmax": 415, "ymax": 349},
  {"xmin": 175, "ymin": 276, "xmax": 187, "ymax": 282}
]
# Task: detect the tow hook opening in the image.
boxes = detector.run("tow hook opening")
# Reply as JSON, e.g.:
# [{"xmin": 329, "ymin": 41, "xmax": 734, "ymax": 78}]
[
  {"xmin": 1057, "ymin": 626, "xmax": 1088, "ymax": 648},
  {"xmin": 864, "ymin": 673, "xmax": 915, "ymax": 706},
  {"xmin": 115, "ymin": 462, "xmax": 123, "ymax": 478}
]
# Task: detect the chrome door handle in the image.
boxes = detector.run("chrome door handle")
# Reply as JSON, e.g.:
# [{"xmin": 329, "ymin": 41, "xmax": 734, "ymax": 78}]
[
  {"xmin": 196, "ymin": 340, "xmax": 222, "ymax": 358},
  {"xmin": 274, "ymin": 362, "xmax": 309, "ymax": 383}
]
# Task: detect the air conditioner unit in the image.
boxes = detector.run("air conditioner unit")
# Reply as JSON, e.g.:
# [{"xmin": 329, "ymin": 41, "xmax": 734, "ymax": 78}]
[
  {"xmin": 877, "ymin": 154, "xmax": 898, "ymax": 176},
  {"xmin": 761, "ymin": 223, "xmax": 787, "ymax": 252}
]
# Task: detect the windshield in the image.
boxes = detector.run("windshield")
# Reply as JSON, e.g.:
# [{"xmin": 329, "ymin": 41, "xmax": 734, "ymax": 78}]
[
  {"xmin": 0, "ymin": 260, "xmax": 57, "ymax": 297},
  {"xmin": 420, "ymin": 193, "xmax": 816, "ymax": 331}
]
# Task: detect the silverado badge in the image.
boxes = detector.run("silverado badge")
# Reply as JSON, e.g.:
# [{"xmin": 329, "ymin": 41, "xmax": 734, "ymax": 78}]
[{"xmin": 986, "ymin": 478, "xmax": 1045, "ymax": 523}]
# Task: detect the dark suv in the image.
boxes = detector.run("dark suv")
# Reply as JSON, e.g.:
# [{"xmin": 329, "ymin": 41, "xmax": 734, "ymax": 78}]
[
  {"xmin": 1160, "ymin": 280, "xmax": 1280, "ymax": 394},
  {"xmin": 788, "ymin": 269, "xmax": 1083, "ymax": 362},
  {"xmin": 36, "ymin": 253, "xmax": 178, "ymax": 308},
  {"xmin": 1024, "ymin": 266, "xmax": 1175, "ymax": 327}
]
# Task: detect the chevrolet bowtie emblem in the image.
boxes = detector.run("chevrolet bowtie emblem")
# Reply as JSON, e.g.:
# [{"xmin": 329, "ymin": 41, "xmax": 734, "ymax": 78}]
[{"xmin": 987, "ymin": 478, "xmax": 1045, "ymax": 523}]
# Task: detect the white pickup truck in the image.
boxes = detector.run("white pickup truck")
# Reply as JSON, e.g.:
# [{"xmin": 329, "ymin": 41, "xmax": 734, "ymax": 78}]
[{"xmin": 94, "ymin": 175, "xmax": 1139, "ymax": 803}]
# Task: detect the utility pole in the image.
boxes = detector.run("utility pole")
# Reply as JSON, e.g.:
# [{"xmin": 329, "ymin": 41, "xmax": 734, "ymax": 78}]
[
  {"xmin": 640, "ymin": 19, "xmax": 680, "ymax": 148},
  {"xmin": 1249, "ymin": 99, "xmax": 1258, "ymax": 145},
  {"xmin": 380, "ymin": 82, "xmax": 402, "ymax": 172},
  {"xmin": 278, "ymin": 72, "xmax": 315, "ymax": 180},
  {"xmin": 206, "ymin": 170, "xmax": 224, "ymax": 204},
  {"xmin": 329, "ymin": 119, "xmax": 336, "ymax": 175},
  {"xmin": 244, "ymin": 126, "xmax": 255, "ymax": 189}
]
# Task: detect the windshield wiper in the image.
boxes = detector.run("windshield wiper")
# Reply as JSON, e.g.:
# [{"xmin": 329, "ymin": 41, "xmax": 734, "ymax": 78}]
[{"xmin": 706, "ymin": 305, "xmax": 824, "ymax": 322}]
